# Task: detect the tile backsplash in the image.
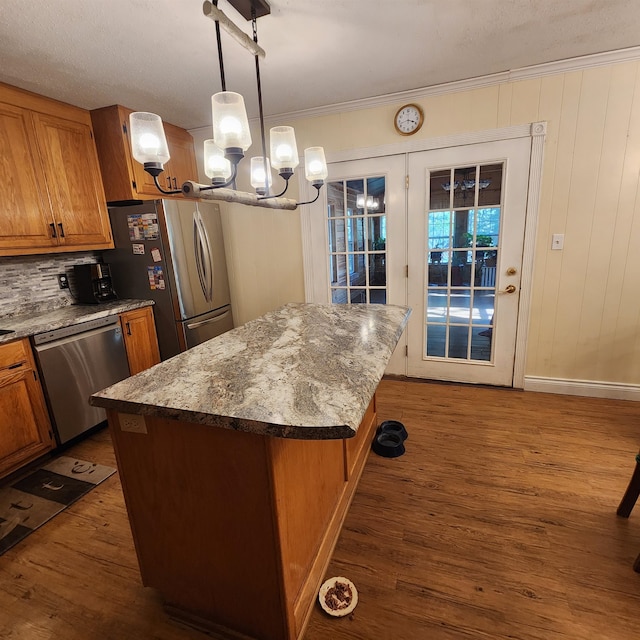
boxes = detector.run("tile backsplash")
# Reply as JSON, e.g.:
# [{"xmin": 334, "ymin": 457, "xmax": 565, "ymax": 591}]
[{"xmin": 0, "ymin": 252, "xmax": 103, "ymax": 317}]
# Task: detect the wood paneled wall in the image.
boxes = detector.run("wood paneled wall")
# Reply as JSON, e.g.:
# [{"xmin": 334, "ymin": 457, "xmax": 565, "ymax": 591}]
[{"xmin": 191, "ymin": 58, "xmax": 640, "ymax": 387}]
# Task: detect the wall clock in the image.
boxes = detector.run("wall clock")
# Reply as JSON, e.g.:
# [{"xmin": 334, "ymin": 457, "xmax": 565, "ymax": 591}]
[{"xmin": 394, "ymin": 103, "xmax": 424, "ymax": 136}]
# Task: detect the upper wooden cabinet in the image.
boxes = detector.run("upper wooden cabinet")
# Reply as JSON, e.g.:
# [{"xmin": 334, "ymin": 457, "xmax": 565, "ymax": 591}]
[
  {"xmin": 90, "ymin": 105, "xmax": 198, "ymax": 202},
  {"xmin": 0, "ymin": 83, "xmax": 113, "ymax": 256}
]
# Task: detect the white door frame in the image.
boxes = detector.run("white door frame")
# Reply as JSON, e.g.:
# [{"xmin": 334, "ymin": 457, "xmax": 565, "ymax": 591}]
[{"xmin": 300, "ymin": 122, "xmax": 546, "ymax": 388}]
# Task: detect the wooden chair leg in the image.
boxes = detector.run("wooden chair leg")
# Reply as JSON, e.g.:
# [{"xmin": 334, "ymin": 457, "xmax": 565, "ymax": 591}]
[{"xmin": 617, "ymin": 453, "xmax": 640, "ymax": 518}]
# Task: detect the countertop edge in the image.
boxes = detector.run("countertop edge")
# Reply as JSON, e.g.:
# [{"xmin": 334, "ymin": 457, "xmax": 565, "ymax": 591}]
[{"xmin": 91, "ymin": 399, "xmax": 357, "ymax": 440}]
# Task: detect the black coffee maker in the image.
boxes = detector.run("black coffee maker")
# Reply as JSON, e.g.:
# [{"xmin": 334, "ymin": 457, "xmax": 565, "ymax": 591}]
[{"xmin": 72, "ymin": 263, "xmax": 118, "ymax": 304}]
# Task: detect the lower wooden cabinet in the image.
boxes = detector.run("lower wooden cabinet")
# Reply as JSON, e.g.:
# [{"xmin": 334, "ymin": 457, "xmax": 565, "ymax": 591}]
[
  {"xmin": 119, "ymin": 307, "xmax": 161, "ymax": 375},
  {"xmin": 0, "ymin": 339, "xmax": 55, "ymax": 479},
  {"xmin": 106, "ymin": 394, "xmax": 378, "ymax": 640}
]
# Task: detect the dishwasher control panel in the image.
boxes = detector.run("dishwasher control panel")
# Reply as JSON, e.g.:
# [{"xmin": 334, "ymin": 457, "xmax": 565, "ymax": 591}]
[{"xmin": 33, "ymin": 314, "xmax": 120, "ymax": 345}]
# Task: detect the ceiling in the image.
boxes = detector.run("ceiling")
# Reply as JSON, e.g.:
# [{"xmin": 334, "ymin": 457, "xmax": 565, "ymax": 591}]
[{"xmin": 1, "ymin": 1, "xmax": 639, "ymax": 131}]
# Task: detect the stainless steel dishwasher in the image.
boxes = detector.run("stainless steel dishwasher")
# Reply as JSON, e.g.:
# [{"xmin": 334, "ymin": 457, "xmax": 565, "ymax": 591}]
[{"xmin": 33, "ymin": 315, "xmax": 130, "ymax": 445}]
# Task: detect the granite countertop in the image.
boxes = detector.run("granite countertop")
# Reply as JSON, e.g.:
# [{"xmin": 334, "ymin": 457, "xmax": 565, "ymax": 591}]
[
  {"xmin": 0, "ymin": 299, "xmax": 154, "ymax": 344},
  {"xmin": 91, "ymin": 302, "xmax": 411, "ymax": 440}
]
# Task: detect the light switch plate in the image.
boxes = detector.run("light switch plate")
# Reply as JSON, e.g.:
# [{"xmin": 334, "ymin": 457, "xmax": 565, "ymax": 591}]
[{"xmin": 551, "ymin": 233, "xmax": 564, "ymax": 250}]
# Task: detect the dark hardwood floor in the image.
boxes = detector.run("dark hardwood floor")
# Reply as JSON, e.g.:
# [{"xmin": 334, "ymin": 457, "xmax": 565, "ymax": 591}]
[{"xmin": 1, "ymin": 379, "xmax": 639, "ymax": 639}]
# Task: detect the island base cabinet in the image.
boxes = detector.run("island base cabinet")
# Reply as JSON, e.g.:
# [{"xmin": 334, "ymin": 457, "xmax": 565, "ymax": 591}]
[{"xmin": 107, "ymin": 394, "xmax": 377, "ymax": 640}]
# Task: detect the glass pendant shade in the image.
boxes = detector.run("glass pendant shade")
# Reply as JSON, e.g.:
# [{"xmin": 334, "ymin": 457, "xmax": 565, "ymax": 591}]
[
  {"xmin": 211, "ymin": 92, "xmax": 252, "ymax": 152},
  {"xmin": 356, "ymin": 195, "xmax": 376, "ymax": 209},
  {"xmin": 304, "ymin": 147, "xmax": 328, "ymax": 182},
  {"xmin": 204, "ymin": 139, "xmax": 232, "ymax": 181},
  {"xmin": 269, "ymin": 126, "xmax": 299, "ymax": 171},
  {"xmin": 250, "ymin": 157, "xmax": 273, "ymax": 192},
  {"xmin": 129, "ymin": 112, "xmax": 170, "ymax": 165}
]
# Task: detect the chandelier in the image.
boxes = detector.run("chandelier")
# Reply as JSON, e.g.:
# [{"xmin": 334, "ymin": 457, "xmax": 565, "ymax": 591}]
[
  {"xmin": 127, "ymin": 0, "xmax": 327, "ymax": 211},
  {"xmin": 441, "ymin": 179, "xmax": 491, "ymax": 192},
  {"xmin": 442, "ymin": 168, "xmax": 490, "ymax": 193}
]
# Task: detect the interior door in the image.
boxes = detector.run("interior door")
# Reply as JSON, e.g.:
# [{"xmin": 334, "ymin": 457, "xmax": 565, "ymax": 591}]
[{"xmin": 406, "ymin": 137, "xmax": 531, "ymax": 385}]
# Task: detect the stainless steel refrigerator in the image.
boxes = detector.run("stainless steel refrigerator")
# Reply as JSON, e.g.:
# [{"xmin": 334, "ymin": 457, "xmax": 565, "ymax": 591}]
[{"xmin": 105, "ymin": 199, "xmax": 233, "ymax": 361}]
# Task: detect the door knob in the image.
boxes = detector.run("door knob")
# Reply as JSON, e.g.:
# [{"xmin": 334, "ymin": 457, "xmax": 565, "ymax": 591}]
[{"xmin": 498, "ymin": 284, "xmax": 517, "ymax": 294}]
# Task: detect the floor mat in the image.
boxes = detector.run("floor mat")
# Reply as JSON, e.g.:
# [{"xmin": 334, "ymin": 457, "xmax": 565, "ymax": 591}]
[{"xmin": 0, "ymin": 456, "xmax": 116, "ymax": 555}]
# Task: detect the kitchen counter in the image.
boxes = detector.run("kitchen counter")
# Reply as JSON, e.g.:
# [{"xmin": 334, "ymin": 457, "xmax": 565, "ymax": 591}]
[
  {"xmin": 89, "ymin": 302, "xmax": 410, "ymax": 640},
  {"xmin": 91, "ymin": 302, "xmax": 410, "ymax": 439},
  {"xmin": 0, "ymin": 299, "xmax": 154, "ymax": 344}
]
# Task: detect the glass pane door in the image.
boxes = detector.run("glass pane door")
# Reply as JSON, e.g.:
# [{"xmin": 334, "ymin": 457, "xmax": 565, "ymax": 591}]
[
  {"xmin": 426, "ymin": 163, "xmax": 503, "ymax": 362},
  {"xmin": 327, "ymin": 176, "xmax": 387, "ymax": 304}
]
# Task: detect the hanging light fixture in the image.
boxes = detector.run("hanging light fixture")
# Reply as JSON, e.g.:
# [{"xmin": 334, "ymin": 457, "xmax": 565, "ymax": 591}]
[
  {"xmin": 128, "ymin": 0, "xmax": 327, "ymax": 211},
  {"xmin": 441, "ymin": 168, "xmax": 491, "ymax": 193}
]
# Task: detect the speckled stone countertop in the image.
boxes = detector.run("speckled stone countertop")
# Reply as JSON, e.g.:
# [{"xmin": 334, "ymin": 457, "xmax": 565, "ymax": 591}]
[
  {"xmin": 0, "ymin": 299, "xmax": 154, "ymax": 344},
  {"xmin": 91, "ymin": 303, "xmax": 411, "ymax": 440}
]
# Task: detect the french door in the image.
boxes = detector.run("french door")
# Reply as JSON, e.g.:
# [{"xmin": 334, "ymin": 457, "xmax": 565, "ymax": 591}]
[
  {"xmin": 406, "ymin": 137, "xmax": 531, "ymax": 385},
  {"xmin": 304, "ymin": 154, "xmax": 407, "ymax": 373},
  {"xmin": 304, "ymin": 132, "xmax": 534, "ymax": 386}
]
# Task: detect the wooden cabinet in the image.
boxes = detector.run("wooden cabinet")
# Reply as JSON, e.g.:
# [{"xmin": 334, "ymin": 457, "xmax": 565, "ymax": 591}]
[
  {"xmin": 90, "ymin": 105, "xmax": 198, "ymax": 202},
  {"xmin": 0, "ymin": 83, "xmax": 113, "ymax": 256},
  {"xmin": 0, "ymin": 339, "xmax": 55, "ymax": 480},
  {"xmin": 119, "ymin": 307, "xmax": 161, "ymax": 375},
  {"xmin": 106, "ymin": 394, "xmax": 378, "ymax": 640}
]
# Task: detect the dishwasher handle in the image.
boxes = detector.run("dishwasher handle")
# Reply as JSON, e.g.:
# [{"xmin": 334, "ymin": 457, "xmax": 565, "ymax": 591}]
[{"xmin": 34, "ymin": 321, "xmax": 123, "ymax": 350}]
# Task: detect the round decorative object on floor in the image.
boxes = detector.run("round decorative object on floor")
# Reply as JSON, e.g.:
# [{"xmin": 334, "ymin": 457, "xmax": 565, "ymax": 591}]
[
  {"xmin": 377, "ymin": 420, "xmax": 408, "ymax": 441},
  {"xmin": 318, "ymin": 577, "xmax": 358, "ymax": 617},
  {"xmin": 372, "ymin": 431, "xmax": 406, "ymax": 458}
]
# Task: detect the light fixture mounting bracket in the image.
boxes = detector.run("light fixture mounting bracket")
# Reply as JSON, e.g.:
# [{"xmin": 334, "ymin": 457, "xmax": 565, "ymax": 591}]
[{"xmin": 226, "ymin": 0, "xmax": 270, "ymax": 21}]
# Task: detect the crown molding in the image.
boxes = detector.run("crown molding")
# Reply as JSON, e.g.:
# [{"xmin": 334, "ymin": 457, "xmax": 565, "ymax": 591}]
[
  {"xmin": 187, "ymin": 46, "xmax": 640, "ymax": 134},
  {"xmin": 263, "ymin": 46, "xmax": 640, "ymax": 124}
]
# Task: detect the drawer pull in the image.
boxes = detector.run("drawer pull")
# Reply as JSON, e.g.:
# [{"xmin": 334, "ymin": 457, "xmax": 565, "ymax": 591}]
[
  {"xmin": 50, "ymin": 222, "xmax": 57, "ymax": 238},
  {"xmin": 8, "ymin": 362, "xmax": 24, "ymax": 370}
]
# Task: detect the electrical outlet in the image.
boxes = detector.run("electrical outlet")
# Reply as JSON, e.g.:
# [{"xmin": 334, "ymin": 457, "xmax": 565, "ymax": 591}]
[
  {"xmin": 118, "ymin": 413, "xmax": 147, "ymax": 434},
  {"xmin": 57, "ymin": 273, "xmax": 69, "ymax": 289}
]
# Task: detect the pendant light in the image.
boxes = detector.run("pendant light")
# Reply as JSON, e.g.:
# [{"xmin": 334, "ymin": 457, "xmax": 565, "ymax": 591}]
[{"xmin": 128, "ymin": 0, "xmax": 327, "ymax": 210}]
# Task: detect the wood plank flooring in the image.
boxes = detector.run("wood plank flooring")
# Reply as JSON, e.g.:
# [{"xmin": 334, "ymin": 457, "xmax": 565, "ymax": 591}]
[{"xmin": 1, "ymin": 379, "xmax": 639, "ymax": 639}]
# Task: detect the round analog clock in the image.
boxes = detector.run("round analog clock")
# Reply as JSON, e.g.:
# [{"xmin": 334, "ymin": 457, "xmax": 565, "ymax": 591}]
[{"xmin": 394, "ymin": 103, "xmax": 424, "ymax": 135}]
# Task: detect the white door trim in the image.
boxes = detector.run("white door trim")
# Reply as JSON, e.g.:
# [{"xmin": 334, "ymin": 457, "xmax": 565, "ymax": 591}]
[
  {"xmin": 300, "ymin": 122, "xmax": 546, "ymax": 388},
  {"xmin": 513, "ymin": 123, "xmax": 546, "ymax": 387}
]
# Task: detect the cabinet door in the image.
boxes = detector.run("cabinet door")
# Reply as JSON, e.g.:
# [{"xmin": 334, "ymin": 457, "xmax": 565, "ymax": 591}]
[
  {"xmin": 0, "ymin": 103, "xmax": 57, "ymax": 251},
  {"xmin": 120, "ymin": 307, "xmax": 161, "ymax": 375},
  {"xmin": 33, "ymin": 113, "xmax": 113, "ymax": 249},
  {"xmin": 165, "ymin": 124, "xmax": 198, "ymax": 191},
  {"xmin": 0, "ymin": 340, "xmax": 55, "ymax": 480}
]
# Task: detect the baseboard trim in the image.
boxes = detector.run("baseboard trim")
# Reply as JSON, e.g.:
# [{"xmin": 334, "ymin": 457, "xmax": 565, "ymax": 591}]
[{"xmin": 524, "ymin": 376, "xmax": 640, "ymax": 401}]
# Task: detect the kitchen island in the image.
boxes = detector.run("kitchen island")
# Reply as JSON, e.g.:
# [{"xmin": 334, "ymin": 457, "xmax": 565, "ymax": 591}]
[{"xmin": 91, "ymin": 302, "xmax": 410, "ymax": 640}]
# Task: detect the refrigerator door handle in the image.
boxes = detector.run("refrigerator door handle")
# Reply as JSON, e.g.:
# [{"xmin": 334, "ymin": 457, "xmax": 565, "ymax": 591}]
[
  {"xmin": 186, "ymin": 309, "xmax": 231, "ymax": 330},
  {"xmin": 193, "ymin": 207, "xmax": 214, "ymax": 303}
]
